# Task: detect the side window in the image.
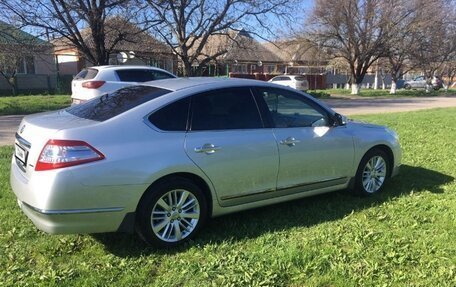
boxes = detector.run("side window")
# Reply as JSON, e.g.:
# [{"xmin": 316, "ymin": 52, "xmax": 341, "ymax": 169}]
[
  {"xmin": 190, "ymin": 88, "xmax": 263, "ymax": 131},
  {"xmin": 116, "ymin": 69, "xmax": 146, "ymax": 82},
  {"xmin": 152, "ymin": 71, "xmax": 174, "ymax": 80},
  {"xmin": 117, "ymin": 69, "xmax": 174, "ymax": 82},
  {"xmin": 149, "ymin": 97, "xmax": 190, "ymax": 131},
  {"xmin": 258, "ymin": 88, "xmax": 329, "ymax": 128}
]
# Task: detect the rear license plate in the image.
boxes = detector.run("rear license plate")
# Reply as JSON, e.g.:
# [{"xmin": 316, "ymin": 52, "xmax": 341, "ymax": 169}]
[{"xmin": 15, "ymin": 144, "xmax": 27, "ymax": 166}]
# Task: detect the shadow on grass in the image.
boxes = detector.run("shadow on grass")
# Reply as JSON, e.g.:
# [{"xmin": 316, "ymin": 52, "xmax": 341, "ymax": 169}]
[{"xmin": 93, "ymin": 164, "xmax": 454, "ymax": 257}]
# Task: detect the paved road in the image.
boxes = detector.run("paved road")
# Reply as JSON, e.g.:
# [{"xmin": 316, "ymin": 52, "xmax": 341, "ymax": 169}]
[
  {"xmin": 1, "ymin": 96, "xmax": 456, "ymax": 146},
  {"xmin": 323, "ymin": 96, "xmax": 456, "ymax": 115},
  {"xmin": 0, "ymin": 115, "xmax": 23, "ymax": 147}
]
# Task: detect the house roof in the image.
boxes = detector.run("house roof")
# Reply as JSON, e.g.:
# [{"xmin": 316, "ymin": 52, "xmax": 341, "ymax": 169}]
[
  {"xmin": 0, "ymin": 20, "xmax": 50, "ymax": 48},
  {"xmin": 262, "ymin": 39, "xmax": 323, "ymax": 63},
  {"xmin": 53, "ymin": 17, "xmax": 172, "ymax": 55},
  {"xmin": 196, "ymin": 30, "xmax": 283, "ymax": 63}
]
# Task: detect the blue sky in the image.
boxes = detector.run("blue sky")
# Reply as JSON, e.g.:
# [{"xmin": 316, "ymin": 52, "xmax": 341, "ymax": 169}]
[{"xmin": 254, "ymin": 0, "xmax": 315, "ymax": 41}]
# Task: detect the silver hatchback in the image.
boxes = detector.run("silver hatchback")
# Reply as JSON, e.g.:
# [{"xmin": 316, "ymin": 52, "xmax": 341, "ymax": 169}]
[{"xmin": 11, "ymin": 78, "xmax": 401, "ymax": 247}]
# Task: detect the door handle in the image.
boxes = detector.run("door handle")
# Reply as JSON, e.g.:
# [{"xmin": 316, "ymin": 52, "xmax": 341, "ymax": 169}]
[
  {"xmin": 280, "ymin": 137, "xmax": 300, "ymax": 146},
  {"xmin": 194, "ymin": 143, "xmax": 221, "ymax": 154}
]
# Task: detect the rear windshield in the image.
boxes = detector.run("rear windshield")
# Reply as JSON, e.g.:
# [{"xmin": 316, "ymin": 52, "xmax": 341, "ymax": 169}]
[
  {"xmin": 294, "ymin": 76, "xmax": 306, "ymax": 81},
  {"xmin": 66, "ymin": 86, "xmax": 171, "ymax": 121},
  {"xmin": 74, "ymin": 68, "xmax": 98, "ymax": 80}
]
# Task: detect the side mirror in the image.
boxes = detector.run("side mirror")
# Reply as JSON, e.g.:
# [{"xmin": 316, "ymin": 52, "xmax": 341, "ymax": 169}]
[{"xmin": 333, "ymin": 113, "xmax": 347, "ymax": 127}]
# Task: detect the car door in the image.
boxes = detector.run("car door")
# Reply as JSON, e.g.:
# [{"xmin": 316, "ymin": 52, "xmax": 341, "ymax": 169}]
[
  {"xmin": 273, "ymin": 76, "xmax": 292, "ymax": 88},
  {"xmin": 184, "ymin": 87, "xmax": 279, "ymax": 207},
  {"xmin": 412, "ymin": 76, "xmax": 426, "ymax": 88},
  {"xmin": 255, "ymin": 87, "xmax": 355, "ymax": 192}
]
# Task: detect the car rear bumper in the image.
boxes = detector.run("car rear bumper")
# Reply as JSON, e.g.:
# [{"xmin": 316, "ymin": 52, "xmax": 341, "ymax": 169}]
[
  {"xmin": 10, "ymin": 158, "xmax": 143, "ymax": 234},
  {"xmin": 17, "ymin": 200, "xmax": 130, "ymax": 234}
]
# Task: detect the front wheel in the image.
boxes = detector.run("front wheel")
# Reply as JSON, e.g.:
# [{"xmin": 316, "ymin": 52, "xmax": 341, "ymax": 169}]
[
  {"xmin": 354, "ymin": 149, "xmax": 390, "ymax": 195},
  {"xmin": 403, "ymin": 84, "xmax": 411, "ymax": 90},
  {"xmin": 136, "ymin": 177, "xmax": 207, "ymax": 247}
]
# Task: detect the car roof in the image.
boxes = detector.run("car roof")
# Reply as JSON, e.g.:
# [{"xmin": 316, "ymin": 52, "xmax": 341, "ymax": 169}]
[
  {"xmin": 271, "ymin": 75, "xmax": 303, "ymax": 78},
  {"xmin": 88, "ymin": 65, "xmax": 172, "ymax": 72},
  {"xmin": 138, "ymin": 77, "xmax": 270, "ymax": 92}
]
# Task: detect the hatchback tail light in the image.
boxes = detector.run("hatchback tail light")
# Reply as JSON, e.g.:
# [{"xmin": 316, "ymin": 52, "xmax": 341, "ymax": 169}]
[
  {"xmin": 35, "ymin": 140, "xmax": 105, "ymax": 171},
  {"xmin": 82, "ymin": 81, "xmax": 105, "ymax": 89}
]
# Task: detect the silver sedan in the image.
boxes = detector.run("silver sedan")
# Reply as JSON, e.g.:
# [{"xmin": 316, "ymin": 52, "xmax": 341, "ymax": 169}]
[{"xmin": 10, "ymin": 78, "xmax": 401, "ymax": 247}]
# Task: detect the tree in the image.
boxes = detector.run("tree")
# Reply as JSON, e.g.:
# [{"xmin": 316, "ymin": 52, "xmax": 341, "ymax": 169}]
[
  {"xmin": 383, "ymin": 0, "xmax": 423, "ymax": 94},
  {"xmin": 407, "ymin": 0, "xmax": 456, "ymax": 92},
  {"xmin": 144, "ymin": 0, "xmax": 293, "ymax": 76},
  {"xmin": 0, "ymin": 0, "xmax": 142, "ymax": 66},
  {"xmin": 308, "ymin": 0, "xmax": 412, "ymax": 94},
  {"xmin": 0, "ymin": 20, "xmax": 50, "ymax": 95}
]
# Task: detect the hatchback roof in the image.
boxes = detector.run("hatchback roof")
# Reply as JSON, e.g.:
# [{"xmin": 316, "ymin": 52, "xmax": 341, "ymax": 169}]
[{"xmin": 87, "ymin": 65, "xmax": 171, "ymax": 71}]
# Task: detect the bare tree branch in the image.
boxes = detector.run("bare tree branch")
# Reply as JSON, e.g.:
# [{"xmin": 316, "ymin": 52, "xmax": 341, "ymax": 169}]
[{"xmin": 144, "ymin": 0, "xmax": 295, "ymax": 76}]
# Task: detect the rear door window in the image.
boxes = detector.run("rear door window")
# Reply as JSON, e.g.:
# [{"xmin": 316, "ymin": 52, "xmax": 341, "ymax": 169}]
[
  {"xmin": 66, "ymin": 86, "xmax": 171, "ymax": 121},
  {"xmin": 190, "ymin": 88, "xmax": 264, "ymax": 131}
]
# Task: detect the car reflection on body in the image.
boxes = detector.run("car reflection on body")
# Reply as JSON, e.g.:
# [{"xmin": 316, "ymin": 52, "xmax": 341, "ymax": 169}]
[{"xmin": 11, "ymin": 77, "xmax": 401, "ymax": 247}]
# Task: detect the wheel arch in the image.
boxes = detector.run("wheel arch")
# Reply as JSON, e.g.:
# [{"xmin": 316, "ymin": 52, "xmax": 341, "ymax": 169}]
[
  {"xmin": 136, "ymin": 172, "xmax": 214, "ymax": 217},
  {"xmin": 364, "ymin": 144, "xmax": 394, "ymax": 178}
]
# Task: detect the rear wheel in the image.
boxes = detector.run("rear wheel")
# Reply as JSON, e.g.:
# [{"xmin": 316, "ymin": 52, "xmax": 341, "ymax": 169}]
[
  {"xmin": 404, "ymin": 84, "xmax": 411, "ymax": 90},
  {"xmin": 137, "ymin": 177, "xmax": 207, "ymax": 247},
  {"xmin": 354, "ymin": 149, "xmax": 389, "ymax": 195}
]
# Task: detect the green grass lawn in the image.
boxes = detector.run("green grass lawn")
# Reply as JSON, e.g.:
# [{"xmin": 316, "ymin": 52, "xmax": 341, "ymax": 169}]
[
  {"xmin": 0, "ymin": 95, "xmax": 71, "ymax": 116},
  {"xmin": 1, "ymin": 108, "xmax": 455, "ymax": 286},
  {"xmin": 319, "ymin": 88, "xmax": 456, "ymax": 97}
]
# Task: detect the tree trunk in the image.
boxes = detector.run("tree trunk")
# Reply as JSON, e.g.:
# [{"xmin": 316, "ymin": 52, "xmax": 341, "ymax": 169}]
[
  {"xmin": 181, "ymin": 60, "xmax": 193, "ymax": 77},
  {"xmin": 1, "ymin": 73, "xmax": 17, "ymax": 96},
  {"xmin": 374, "ymin": 70, "xmax": 379, "ymax": 89},
  {"xmin": 389, "ymin": 81, "xmax": 397, "ymax": 94},
  {"xmin": 351, "ymin": 83, "xmax": 360, "ymax": 95}
]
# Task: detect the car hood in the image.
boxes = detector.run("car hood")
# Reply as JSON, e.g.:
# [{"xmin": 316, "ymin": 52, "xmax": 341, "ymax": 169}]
[{"xmin": 346, "ymin": 119, "xmax": 386, "ymax": 130}]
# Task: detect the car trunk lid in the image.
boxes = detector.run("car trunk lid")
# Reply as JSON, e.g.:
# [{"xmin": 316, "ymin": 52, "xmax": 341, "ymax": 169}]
[{"xmin": 14, "ymin": 110, "xmax": 99, "ymax": 178}]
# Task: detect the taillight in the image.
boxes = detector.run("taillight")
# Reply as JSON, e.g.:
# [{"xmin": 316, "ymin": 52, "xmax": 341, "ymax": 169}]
[
  {"xmin": 35, "ymin": 140, "xmax": 105, "ymax": 171},
  {"xmin": 82, "ymin": 81, "xmax": 105, "ymax": 89}
]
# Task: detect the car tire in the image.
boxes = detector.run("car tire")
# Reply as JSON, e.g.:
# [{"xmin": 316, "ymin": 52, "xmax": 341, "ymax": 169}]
[
  {"xmin": 404, "ymin": 84, "xmax": 411, "ymax": 90},
  {"xmin": 136, "ymin": 177, "xmax": 207, "ymax": 247},
  {"xmin": 354, "ymin": 149, "xmax": 390, "ymax": 196}
]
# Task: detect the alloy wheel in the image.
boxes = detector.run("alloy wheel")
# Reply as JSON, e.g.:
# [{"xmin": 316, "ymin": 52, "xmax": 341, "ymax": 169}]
[
  {"xmin": 361, "ymin": 156, "xmax": 387, "ymax": 193},
  {"xmin": 150, "ymin": 189, "xmax": 200, "ymax": 242}
]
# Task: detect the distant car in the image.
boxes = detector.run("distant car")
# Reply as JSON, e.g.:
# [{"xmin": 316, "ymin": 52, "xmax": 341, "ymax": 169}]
[
  {"xmin": 403, "ymin": 76, "xmax": 443, "ymax": 90},
  {"xmin": 268, "ymin": 75, "xmax": 309, "ymax": 91},
  {"xmin": 11, "ymin": 78, "xmax": 401, "ymax": 247},
  {"xmin": 71, "ymin": 65, "xmax": 176, "ymax": 104}
]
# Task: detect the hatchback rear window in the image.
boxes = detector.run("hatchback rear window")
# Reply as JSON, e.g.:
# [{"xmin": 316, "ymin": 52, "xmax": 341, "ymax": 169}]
[
  {"xmin": 66, "ymin": 86, "xmax": 171, "ymax": 121},
  {"xmin": 74, "ymin": 68, "xmax": 98, "ymax": 80},
  {"xmin": 294, "ymin": 76, "xmax": 306, "ymax": 81}
]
